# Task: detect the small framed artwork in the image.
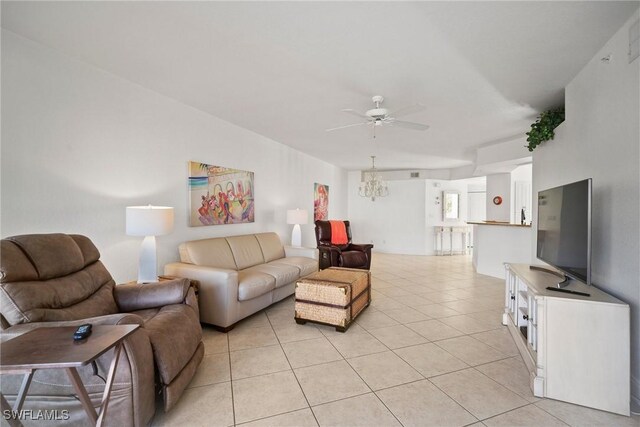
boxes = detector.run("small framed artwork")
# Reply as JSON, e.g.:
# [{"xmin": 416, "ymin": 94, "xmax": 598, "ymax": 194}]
[
  {"xmin": 188, "ymin": 161, "xmax": 255, "ymax": 226},
  {"xmin": 314, "ymin": 183, "xmax": 329, "ymax": 221}
]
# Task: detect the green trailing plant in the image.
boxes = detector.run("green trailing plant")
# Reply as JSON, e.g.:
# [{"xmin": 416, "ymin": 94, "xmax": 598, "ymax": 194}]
[{"xmin": 525, "ymin": 107, "xmax": 565, "ymax": 152}]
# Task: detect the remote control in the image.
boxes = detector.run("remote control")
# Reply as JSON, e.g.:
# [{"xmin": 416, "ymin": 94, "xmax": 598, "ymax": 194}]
[
  {"xmin": 545, "ymin": 286, "xmax": 590, "ymax": 297},
  {"xmin": 73, "ymin": 324, "xmax": 92, "ymax": 341}
]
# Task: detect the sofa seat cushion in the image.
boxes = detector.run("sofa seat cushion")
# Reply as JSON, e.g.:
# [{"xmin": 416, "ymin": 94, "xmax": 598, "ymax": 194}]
[
  {"xmin": 340, "ymin": 251, "xmax": 368, "ymax": 268},
  {"xmin": 271, "ymin": 257, "xmax": 318, "ymax": 277},
  {"xmin": 248, "ymin": 263, "xmax": 300, "ymax": 288},
  {"xmin": 133, "ymin": 304, "xmax": 202, "ymax": 385},
  {"xmin": 237, "ymin": 271, "xmax": 276, "ymax": 301}
]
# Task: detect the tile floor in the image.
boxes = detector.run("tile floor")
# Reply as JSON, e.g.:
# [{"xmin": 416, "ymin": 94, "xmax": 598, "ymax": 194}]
[{"xmin": 152, "ymin": 253, "xmax": 638, "ymax": 427}]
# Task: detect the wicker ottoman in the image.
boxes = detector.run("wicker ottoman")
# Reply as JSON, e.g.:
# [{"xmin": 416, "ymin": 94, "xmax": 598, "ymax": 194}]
[{"xmin": 294, "ymin": 267, "xmax": 371, "ymax": 332}]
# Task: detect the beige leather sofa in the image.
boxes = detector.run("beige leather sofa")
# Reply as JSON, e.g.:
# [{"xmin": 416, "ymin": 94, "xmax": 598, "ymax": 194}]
[
  {"xmin": 0, "ymin": 234, "xmax": 203, "ymax": 426},
  {"xmin": 164, "ymin": 232, "xmax": 318, "ymax": 330}
]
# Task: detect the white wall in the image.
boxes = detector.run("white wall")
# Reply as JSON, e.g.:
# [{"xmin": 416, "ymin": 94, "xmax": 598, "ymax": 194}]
[
  {"xmin": 348, "ymin": 174, "xmax": 482, "ymax": 256},
  {"xmin": 531, "ymin": 11, "xmax": 640, "ymax": 410},
  {"xmin": 475, "ymin": 137, "xmax": 531, "ymax": 167},
  {"xmin": 347, "ymin": 172, "xmax": 427, "ymax": 254},
  {"xmin": 486, "ymin": 173, "xmax": 511, "ymax": 221},
  {"xmin": 472, "ymin": 225, "xmax": 532, "ymax": 278},
  {"xmin": 510, "ymin": 163, "xmax": 532, "ymax": 183},
  {"xmin": 467, "ymin": 189, "xmax": 486, "ymax": 222},
  {"xmin": 0, "ymin": 31, "xmax": 348, "ymax": 283},
  {"xmin": 426, "ymin": 179, "xmax": 472, "ymax": 254}
]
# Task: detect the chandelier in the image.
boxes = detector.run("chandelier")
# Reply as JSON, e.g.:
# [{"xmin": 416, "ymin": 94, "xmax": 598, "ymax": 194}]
[{"xmin": 359, "ymin": 156, "xmax": 389, "ymax": 201}]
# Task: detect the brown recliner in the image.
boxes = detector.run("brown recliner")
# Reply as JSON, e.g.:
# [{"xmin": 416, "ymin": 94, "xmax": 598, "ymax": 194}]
[
  {"xmin": 314, "ymin": 220, "xmax": 374, "ymax": 270},
  {"xmin": 0, "ymin": 234, "xmax": 204, "ymax": 426}
]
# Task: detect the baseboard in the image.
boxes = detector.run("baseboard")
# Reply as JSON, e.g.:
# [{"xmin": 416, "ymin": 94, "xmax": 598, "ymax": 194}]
[{"xmin": 631, "ymin": 374, "xmax": 640, "ymax": 414}]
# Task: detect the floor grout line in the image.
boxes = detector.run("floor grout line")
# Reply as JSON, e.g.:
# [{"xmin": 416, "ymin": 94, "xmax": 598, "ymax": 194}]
[
  {"xmin": 265, "ymin": 307, "xmax": 320, "ymax": 427},
  {"xmin": 477, "ymin": 401, "xmax": 537, "ymax": 423},
  {"xmin": 227, "ymin": 331, "xmax": 236, "ymax": 427},
  {"xmin": 308, "ymin": 390, "xmax": 373, "ymax": 409},
  {"xmin": 531, "ymin": 402, "xmax": 575, "ymax": 426},
  {"xmin": 371, "ymin": 391, "xmax": 406, "ymax": 426}
]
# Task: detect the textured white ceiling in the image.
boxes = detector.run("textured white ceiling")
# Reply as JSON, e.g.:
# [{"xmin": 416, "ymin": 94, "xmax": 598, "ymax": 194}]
[{"xmin": 2, "ymin": 1, "xmax": 637, "ymax": 171}]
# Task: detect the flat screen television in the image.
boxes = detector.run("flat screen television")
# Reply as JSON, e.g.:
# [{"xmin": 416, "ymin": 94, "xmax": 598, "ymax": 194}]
[{"xmin": 536, "ymin": 178, "xmax": 592, "ymax": 285}]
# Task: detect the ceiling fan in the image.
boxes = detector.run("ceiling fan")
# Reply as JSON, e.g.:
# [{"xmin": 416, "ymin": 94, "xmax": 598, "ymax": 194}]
[{"xmin": 326, "ymin": 95, "xmax": 429, "ymax": 135}]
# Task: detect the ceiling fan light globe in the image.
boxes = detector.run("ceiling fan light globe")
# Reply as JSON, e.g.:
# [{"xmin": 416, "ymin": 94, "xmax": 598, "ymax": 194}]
[{"xmin": 366, "ymin": 108, "xmax": 388, "ymax": 118}]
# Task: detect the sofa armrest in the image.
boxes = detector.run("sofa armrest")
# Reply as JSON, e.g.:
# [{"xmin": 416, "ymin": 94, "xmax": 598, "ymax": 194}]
[
  {"xmin": 349, "ymin": 243, "xmax": 374, "ymax": 252},
  {"xmin": 317, "ymin": 245, "xmax": 342, "ymax": 270},
  {"xmin": 164, "ymin": 263, "xmax": 239, "ymax": 327},
  {"xmin": 114, "ymin": 279, "xmax": 191, "ymax": 312},
  {"xmin": 0, "ymin": 313, "xmax": 144, "ymax": 342},
  {"xmin": 318, "ymin": 242, "xmax": 343, "ymax": 252},
  {"xmin": 285, "ymin": 246, "xmax": 319, "ymax": 260}
]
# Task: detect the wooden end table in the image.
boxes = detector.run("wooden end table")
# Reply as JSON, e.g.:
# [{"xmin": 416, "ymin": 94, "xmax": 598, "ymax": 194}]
[{"xmin": 0, "ymin": 325, "xmax": 138, "ymax": 427}]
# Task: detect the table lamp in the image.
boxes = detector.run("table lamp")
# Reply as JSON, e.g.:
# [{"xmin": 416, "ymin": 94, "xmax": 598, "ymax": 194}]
[
  {"xmin": 126, "ymin": 205, "xmax": 174, "ymax": 283},
  {"xmin": 286, "ymin": 208, "xmax": 308, "ymax": 247}
]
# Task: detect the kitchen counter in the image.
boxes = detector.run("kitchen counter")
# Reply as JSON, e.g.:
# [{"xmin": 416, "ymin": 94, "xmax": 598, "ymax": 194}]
[
  {"xmin": 469, "ymin": 222, "xmax": 532, "ymax": 278},
  {"xmin": 467, "ymin": 221, "xmax": 531, "ymax": 228}
]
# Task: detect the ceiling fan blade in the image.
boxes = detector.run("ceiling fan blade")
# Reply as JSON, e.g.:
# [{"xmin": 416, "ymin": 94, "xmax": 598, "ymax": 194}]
[
  {"xmin": 388, "ymin": 104, "xmax": 426, "ymax": 118},
  {"xmin": 388, "ymin": 119, "xmax": 430, "ymax": 131},
  {"xmin": 341, "ymin": 109, "xmax": 370, "ymax": 119},
  {"xmin": 325, "ymin": 122, "xmax": 369, "ymax": 132}
]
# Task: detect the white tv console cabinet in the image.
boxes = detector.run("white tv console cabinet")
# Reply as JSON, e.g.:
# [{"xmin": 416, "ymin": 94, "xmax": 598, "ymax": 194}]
[{"xmin": 503, "ymin": 264, "xmax": 630, "ymax": 416}]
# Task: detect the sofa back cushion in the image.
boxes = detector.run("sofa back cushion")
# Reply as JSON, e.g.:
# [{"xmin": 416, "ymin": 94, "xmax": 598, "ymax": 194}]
[
  {"xmin": 0, "ymin": 234, "xmax": 119, "ymax": 326},
  {"xmin": 255, "ymin": 232, "xmax": 285, "ymax": 263},
  {"xmin": 178, "ymin": 237, "xmax": 237, "ymax": 270},
  {"xmin": 226, "ymin": 235, "xmax": 265, "ymax": 270},
  {"xmin": 178, "ymin": 232, "xmax": 285, "ymax": 271}
]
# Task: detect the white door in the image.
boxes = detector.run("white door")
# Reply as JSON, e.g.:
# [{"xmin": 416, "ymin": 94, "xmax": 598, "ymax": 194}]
[
  {"xmin": 513, "ymin": 181, "xmax": 532, "ymax": 224},
  {"xmin": 467, "ymin": 192, "xmax": 486, "ymax": 221},
  {"xmin": 467, "ymin": 191, "xmax": 485, "ymax": 250}
]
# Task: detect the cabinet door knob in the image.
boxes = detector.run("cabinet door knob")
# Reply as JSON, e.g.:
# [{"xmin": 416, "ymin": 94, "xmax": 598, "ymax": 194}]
[
  {"xmin": 522, "ymin": 315, "xmax": 529, "ymax": 320},
  {"xmin": 510, "ymin": 295, "xmax": 515, "ymax": 300}
]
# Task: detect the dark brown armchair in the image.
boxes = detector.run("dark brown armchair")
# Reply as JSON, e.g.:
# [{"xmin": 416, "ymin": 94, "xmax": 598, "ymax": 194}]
[{"xmin": 314, "ymin": 220, "xmax": 373, "ymax": 270}]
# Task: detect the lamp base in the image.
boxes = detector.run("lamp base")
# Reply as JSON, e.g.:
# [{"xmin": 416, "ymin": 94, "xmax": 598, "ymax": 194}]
[
  {"xmin": 291, "ymin": 224, "xmax": 302, "ymax": 247},
  {"xmin": 137, "ymin": 235, "xmax": 157, "ymax": 283}
]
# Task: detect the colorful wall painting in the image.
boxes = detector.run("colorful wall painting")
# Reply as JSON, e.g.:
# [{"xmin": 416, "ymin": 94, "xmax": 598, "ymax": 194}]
[
  {"xmin": 314, "ymin": 183, "xmax": 329, "ymax": 221},
  {"xmin": 189, "ymin": 161, "xmax": 255, "ymax": 226}
]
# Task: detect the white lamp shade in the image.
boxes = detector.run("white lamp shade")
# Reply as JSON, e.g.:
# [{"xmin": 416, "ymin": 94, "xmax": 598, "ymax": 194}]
[
  {"xmin": 286, "ymin": 209, "xmax": 308, "ymax": 225},
  {"xmin": 126, "ymin": 206, "xmax": 174, "ymax": 236}
]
